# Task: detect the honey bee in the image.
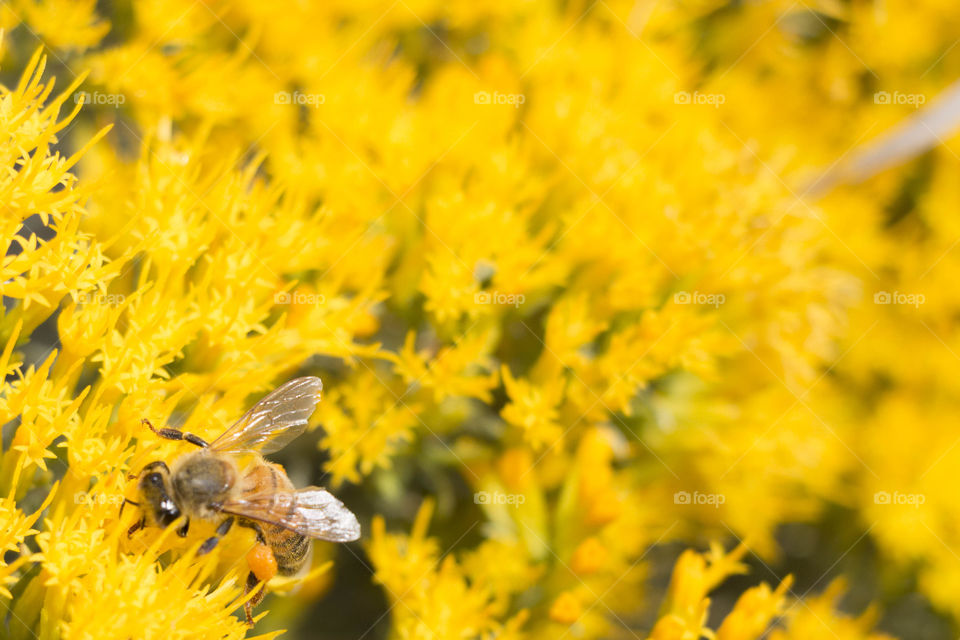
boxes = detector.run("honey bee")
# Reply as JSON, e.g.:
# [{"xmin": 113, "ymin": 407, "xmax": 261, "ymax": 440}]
[{"xmin": 124, "ymin": 377, "xmax": 360, "ymax": 625}]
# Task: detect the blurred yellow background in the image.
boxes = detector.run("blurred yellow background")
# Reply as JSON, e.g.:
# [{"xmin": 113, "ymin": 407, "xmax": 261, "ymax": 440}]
[{"xmin": 1, "ymin": 1, "xmax": 959, "ymax": 638}]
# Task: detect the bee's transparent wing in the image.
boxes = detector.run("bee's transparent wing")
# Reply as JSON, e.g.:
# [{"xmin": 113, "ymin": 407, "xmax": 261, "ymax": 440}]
[
  {"xmin": 221, "ymin": 486, "xmax": 361, "ymax": 542},
  {"xmin": 209, "ymin": 377, "xmax": 323, "ymax": 455}
]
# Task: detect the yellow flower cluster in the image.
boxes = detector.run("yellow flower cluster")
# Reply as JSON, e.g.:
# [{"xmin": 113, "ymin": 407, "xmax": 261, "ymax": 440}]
[{"xmin": 1, "ymin": 0, "xmax": 958, "ymax": 638}]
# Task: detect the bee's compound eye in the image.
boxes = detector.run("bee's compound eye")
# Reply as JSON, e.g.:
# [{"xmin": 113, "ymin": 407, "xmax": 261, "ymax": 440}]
[{"xmin": 147, "ymin": 473, "xmax": 165, "ymax": 487}]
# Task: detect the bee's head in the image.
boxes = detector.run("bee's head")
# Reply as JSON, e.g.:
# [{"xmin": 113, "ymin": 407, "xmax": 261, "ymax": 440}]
[{"xmin": 135, "ymin": 460, "xmax": 182, "ymax": 528}]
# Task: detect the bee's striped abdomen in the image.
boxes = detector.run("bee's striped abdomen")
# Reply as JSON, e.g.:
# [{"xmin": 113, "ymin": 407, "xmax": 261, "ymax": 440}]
[
  {"xmin": 240, "ymin": 461, "xmax": 312, "ymax": 576},
  {"xmin": 269, "ymin": 526, "xmax": 310, "ymax": 575}
]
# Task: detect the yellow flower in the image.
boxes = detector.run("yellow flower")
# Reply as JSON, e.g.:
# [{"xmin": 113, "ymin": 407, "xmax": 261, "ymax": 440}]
[
  {"xmin": 5, "ymin": 0, "xmax": 958, "ymax": 636},
  {"xmin": 769, "ymin": 580, "xmax": 895, "ymax": 640},
  {"xmin": 318, "ymin": 369, "xmax": 418, "ymax": 486},
  {"xmin": 500, "ymin": 364, "xmax": 565, "ymax": 449},
  {"xmin": 368, "ymin": 500, "xmax": 530, "ymax": 640},
  {"xmin": 570, "ymin": 537, "xmax": 607, "ymax": 575},
  {"xmin": 548, "ymin": 590, "xmax": 582, "ymax": 625},
  {"xmin": 716, "ymin": 577, "xmax": 793, "ymax": 640}
]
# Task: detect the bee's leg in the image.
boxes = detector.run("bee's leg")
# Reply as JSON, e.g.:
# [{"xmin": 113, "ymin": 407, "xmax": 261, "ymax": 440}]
[
  {"xmin": 121, "ymin": 498, "xmax": 143, "ymax": 537},
  {"xmin": 243, "ymin": 571, "xmax": 264, "ymax": 626},
  {"xmin": 243, "ymin": 543, "xmax": 276, "ymax": 626},
  {"xmin": 177, "ymin": 517, "xmax": 190, "ymax": 538},
  {"xmin": 127, "ymin": 518, "xmax": 145, "ymax": 537},
  {"xmin": 198, "ymin": 516, "xmax": 234, "ymax": 555},
  {"xmin": 142, "ymin": 418, "xmax": 210, "ymax": 448},
  {"xmin": 119, "ymin": 498, "xmax": 139, "ymax": 518}
]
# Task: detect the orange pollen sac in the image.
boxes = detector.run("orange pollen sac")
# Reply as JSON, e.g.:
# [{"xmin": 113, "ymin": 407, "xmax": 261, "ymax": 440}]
[{"xmin": 247, "ymin": 543, "xmax": 278, "ymax": 583}]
